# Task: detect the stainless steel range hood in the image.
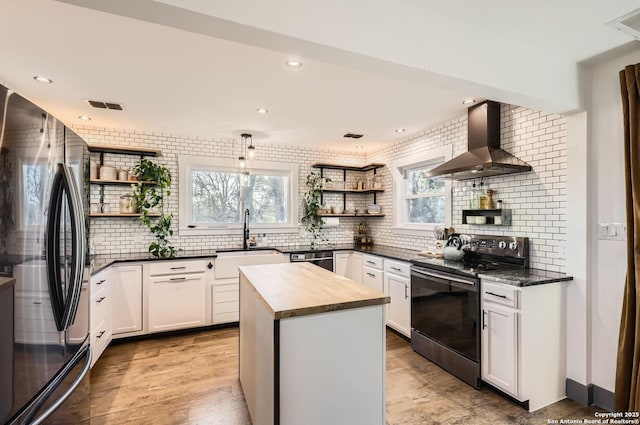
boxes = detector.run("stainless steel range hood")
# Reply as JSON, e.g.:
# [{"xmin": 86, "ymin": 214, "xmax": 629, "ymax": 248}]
[{"xmin": 426, "ymin": 100, "xmax": 532, "ymax": 180}]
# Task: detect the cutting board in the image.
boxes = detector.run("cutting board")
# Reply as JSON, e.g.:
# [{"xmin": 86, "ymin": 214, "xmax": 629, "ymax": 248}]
[{"xmin": 418, "ymin": 251, "xmax": 444, "ymax": 258}]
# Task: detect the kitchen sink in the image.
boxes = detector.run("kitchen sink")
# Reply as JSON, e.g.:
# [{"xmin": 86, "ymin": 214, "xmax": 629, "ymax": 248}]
[
  {"xmin": 214, "ymin": 249, "xmax": 287, "ymax": 279},
  {"xmin": 216, "ymin": 249, "xmax": 281, "ymax": 257}
]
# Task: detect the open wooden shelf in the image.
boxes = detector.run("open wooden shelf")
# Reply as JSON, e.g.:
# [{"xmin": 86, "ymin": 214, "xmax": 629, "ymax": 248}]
[
  {"xmin": 319, "ymin": 213, "xmax": 385, "ymax": 218},
  {"xmin": 88, "ymin": 144, "xmax": 162, "ymax": 157},
  {"xmin": 89, "ymin": 213, "xmax": 161, "ymax": 218},
  {"xmin": 90, "ymin": 179, "xmax": 156, "ymax": 185},
  {"xmin": 311, "ymin": 162, "xmax": 385, "ymax": 172},
  {"xmin": 322, "ymin": 188, "xmax": 384, "ymax": 194}
]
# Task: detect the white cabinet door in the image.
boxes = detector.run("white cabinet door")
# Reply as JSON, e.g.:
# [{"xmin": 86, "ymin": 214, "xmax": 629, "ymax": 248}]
[
  {"xmin": 385, "ymin": 273, "xmax": 411, "ymax": 337},
  {"xmin": 112, "ymin": 265, "xmax": 143, "ymax": 335},
  {"xmin": 149, "ymin": 273, "xmax": 207, "ymax": 332},
  {"xmin": 362, "ymin": 266, "xmax": 383, "ymax": 292},
  {"xmin": 482, "ymin": 303, "xmax": 518, "ymax": 397},
  {"xmin": 334, "ymin": 252, "xmax": 351, "ymax": 278},
  {"xmin": 351, "ymin": 253, "xmax": 363, "ymax": 284}
]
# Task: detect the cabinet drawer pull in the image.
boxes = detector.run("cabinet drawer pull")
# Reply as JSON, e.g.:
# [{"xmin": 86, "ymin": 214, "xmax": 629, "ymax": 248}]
[
  {"xmin": 366, "ymin": 260, "xmax": 375, "ymax": 265},
  {"xmin": 404, "ymin": 284, "xmax": 408, "ymax": 299},
  {"xmin": 170, "ymin": 277, "xmax": 187, "ymax": 281},
  {"xmin": 486, "ymin": 291, "xmax": 508, "ymax": 299},
  {"xmin": 391, "ymin": 266, "xmax": 401, "ymax": 271},
  {"xmin": 96, "ymin": 296, "xmax": 106, "ymax": 303},
  {"xmin": 96, "ymin": 279, "xmax": 105, "ymax": 285},
  {"xmin": 33, "ymin": 301, "xmax": 42, "ymax": 305},
  {"xmin": 96, "ymin": 330, "xmax": 106, "ymax": 339},
  {"xmin": 170, "ymin": 266, "xmax": 186, "ymax": 270},
  {"xmin": 366, "ymin": 272, "xmax": 376, "ymax": 277},
  {"xmin": 482, "ymin": 310, "xmax": 487, "ymax": 329}
]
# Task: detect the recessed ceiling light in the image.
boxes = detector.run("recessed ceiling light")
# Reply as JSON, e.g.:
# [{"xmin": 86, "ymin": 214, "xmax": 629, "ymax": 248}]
[
  {"xmin": 33, "ymin": 76, "xmax": 52, "ymax": 84},
  {"xmin": 462, "ymin": 98, "xmax": 476, "ymax": 105},
  {"xmin": 395, "ymin": 128, "xmax": 405, "ymax": 133},
  {"xmin": 78, "ymin": 115, "xmax": 91, "ymax": 121},
  {"xmin": 256, "ymin": 108, "xmax": 268, "ymax": 114},
  {"xmin": 355, "ymin": 145, "xmax": 364, "ymax": 150},
  {"xmin": 286, "ymin": 59, "xmax": 302, "ymax": 68}
]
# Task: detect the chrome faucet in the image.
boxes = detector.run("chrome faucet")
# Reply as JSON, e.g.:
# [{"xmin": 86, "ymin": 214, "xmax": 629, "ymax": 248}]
[{"xmin": 243, "ymin": 208, "xmax": 250, "ymax": 250}]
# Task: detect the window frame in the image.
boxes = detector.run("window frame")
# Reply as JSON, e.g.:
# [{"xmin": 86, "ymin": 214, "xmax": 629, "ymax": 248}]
[
  {"xmin": 392, "ymin": 146, "xmax": 452, "ymax": 236},
  {"xmin": 178, "ymin": 155, "xmax": 299, "ymax": 236}
]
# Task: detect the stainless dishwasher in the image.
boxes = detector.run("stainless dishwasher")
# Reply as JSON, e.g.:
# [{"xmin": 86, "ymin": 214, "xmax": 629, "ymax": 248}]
[{"xmin": 289, "ymin": 251, "xmax": 334, "ymax": 271}]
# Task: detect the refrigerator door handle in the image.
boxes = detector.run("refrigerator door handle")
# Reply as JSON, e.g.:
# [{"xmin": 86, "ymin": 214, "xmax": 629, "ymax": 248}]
[
  {"xmin": 25, "ymin": 345, "xmax": 92, "ymax": 425},
  {"xmin": 61, "ymin": 164, "xmax": 86, "ymax": 330},
  {"xmin": 46, "ymin": 164, "xmax": 66, "ymax": 332}
]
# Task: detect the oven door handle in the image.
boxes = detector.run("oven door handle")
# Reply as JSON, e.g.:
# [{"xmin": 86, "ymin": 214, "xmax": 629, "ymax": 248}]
[{"xmin": 411, "ymin": 268, "xmax": 476, "ymax": 288}]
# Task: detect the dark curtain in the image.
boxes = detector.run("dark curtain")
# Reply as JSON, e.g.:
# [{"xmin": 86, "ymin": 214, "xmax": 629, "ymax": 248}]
[{"xmin": 617, "ymin": 63, "xmax": 640, "ymax": 411}]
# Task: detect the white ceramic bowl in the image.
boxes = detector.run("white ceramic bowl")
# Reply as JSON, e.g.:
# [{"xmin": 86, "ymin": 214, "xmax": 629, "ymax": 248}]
[
  {"xmin": 475, "ymin": 216, "xmax": 487, "ymax": 224},
  {"xmin": 466, "ymin": 216, "xmax": 476, "ymax": 224}
]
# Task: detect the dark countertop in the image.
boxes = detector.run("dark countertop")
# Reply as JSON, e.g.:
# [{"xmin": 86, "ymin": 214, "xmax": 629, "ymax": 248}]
[
  {"xmin": 91, "ymin": 249, "xmax": 219, "ymax": 274},
  {"xmin": 277, "ymin": 244, "xmax": 420, "ymax": 263},
  {"xmin": 89, "ymin": 244, "xmax": 572, "ymax": 287},
  {"xmin": 410, "ymin": 256, "xmax": 573, "ymax": 287},
  {"xmin": 477, "ymin": 268, "xmax": 573, "ymax": 287}
]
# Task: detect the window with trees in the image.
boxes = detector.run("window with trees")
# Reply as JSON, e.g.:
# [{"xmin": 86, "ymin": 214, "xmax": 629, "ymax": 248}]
[
  {"xmin": 179, "ymin": 156, "xmax": 298, "ymax": 235},
  {"xmin": 392, "ymin": 146, "xmax": 451, "ymax": 234}
]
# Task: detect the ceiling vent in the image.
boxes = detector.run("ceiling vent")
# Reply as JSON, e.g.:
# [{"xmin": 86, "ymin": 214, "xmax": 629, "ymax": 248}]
[
  {"xmin": 87, "ymin": 100, "xmax": 124, "ymax": 110},
  {"xmin": 608, "ymin": 7, "xmax": 640, "ymax": 41},
  {"xmin": 343, "ymin": 133, "xmax": 364, "ymax": 139}
]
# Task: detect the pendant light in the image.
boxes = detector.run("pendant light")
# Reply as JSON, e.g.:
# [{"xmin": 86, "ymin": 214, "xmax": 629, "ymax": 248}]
[{"xmin": 238, "ymin": 133, "xmax": 255, "ymax": 168}]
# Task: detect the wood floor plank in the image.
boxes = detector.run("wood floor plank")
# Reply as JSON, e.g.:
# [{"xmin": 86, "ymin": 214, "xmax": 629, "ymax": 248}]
[{"xmin": 90, "ymin": 326, "xmax": 603, "ymax": 424}]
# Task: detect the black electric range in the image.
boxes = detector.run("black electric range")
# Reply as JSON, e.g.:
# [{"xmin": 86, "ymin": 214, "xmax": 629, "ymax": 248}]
[{"xmin": 409, "ymin": 234, "xmax": 529, "ymax": 389}]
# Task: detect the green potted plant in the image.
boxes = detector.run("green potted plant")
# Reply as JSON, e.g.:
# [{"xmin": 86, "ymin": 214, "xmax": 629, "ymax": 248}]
[
  {"xmin": 131, "ymin": 158, "xmax": 179, "ymax": 258},
  {"xmin": 302, "ymin": 171, "xmax": 331, "ymax": 247}
]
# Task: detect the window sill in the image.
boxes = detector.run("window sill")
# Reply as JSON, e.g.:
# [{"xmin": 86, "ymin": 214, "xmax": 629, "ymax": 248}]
[
  {"xmin": 392, "ymin": 225, "xmax": 442, "ymax": 237},
  {"xmin": 179, "ymin": 226, "xmax": 298, "ymax": 237}
]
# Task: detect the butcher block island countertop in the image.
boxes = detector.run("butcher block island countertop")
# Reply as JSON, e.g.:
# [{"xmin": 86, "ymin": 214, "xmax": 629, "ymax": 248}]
[
  {"xmin": 239, "ymin": 262, "xmax": 389, "ymax": 425},
  {"xmin": 239, "ymin": 262, "xmax": 389, "ymax": 319}
]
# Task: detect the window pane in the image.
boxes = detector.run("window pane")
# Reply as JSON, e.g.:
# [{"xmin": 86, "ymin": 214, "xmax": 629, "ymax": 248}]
[
  {"xmin": 406, "ymin": 196, "xmax": 445, "ymax": 224},
  {"xmin": 23, "ymin": 164, "xmax": 47, "ymax": 226},
  {"xmin": 191, "ymin": 170, "xmax": 240, "ymax": 223},
  {"xmin": 245, "ymin": 174, "xmax": 288, "ymax": 224},
  {"xmin": 406, "ymin": 168, "xmax": 444, "ymax": 195}
]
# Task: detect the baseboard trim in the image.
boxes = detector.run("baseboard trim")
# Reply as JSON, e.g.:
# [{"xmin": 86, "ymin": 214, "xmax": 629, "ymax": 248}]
[
  {"xmin": 593, "ymin": 385, "xmax": 615, "ymax": 412},
  {"xmin": 565, "ymin": 378, "xmax": 615, "ymax": 412}
]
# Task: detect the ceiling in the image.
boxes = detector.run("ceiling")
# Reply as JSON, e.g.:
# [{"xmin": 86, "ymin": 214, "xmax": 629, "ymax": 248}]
[{"xmin": 0, "ymin": 0, "xmax": 638, "ymax": 152}]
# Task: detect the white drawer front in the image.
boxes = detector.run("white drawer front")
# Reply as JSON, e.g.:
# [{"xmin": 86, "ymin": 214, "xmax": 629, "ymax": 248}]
[
  {"xmin": 384, "ymin": 259, "xmax": 410, "ymax": 278},
  {"xmin": 90, "ymin": 269, "xmax": 110, "ymax": 295},
  {"xmin": 90, "ymin": 289, "xmax": 110, "ymax": 330},
  {"xmin": 482, "ymin": 281, "xmax": 519, "ymax": 309},
  {"xmin": 363, "ymin": 254, "xmax": 383, "ymax": 270},
  {"xmin": 215, "ymin": 290, "xmax": 239, "ymax": 304},
  {"xmin": 149, "ymin": 260, "xmax": 205, "ymax": 276}
]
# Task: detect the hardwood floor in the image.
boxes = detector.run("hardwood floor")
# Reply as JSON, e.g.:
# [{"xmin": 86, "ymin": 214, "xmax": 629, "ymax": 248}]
[{"xmin": 90, "ymin": 326, "xmax": 602, "ymax": 424}]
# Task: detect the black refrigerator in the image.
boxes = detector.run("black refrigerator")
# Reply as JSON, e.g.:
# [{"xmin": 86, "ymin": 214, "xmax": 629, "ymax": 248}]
[{"xmin": 0, "ymin": 84, "xmax": 91, "ymax": 424}]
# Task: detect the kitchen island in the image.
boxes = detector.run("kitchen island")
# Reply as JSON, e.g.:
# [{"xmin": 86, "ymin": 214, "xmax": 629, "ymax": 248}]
[{"xmin": 239, "ymin": 262, "xmax": 389, "ymax": 425}]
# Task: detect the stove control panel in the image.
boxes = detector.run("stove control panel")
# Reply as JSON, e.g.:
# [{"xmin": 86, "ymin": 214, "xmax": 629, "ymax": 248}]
[{"xmin": 462, "ymin": 234, "xmax": 528, "ymax": 260}]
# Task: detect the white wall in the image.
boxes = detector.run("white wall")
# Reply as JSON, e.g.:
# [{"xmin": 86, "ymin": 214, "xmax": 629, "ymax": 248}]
[
  {"xmin": 588, "ymin": 46, "xmax": 640, "ymax": 393},
  {"xmin": 367, "ymin": 104, "xmax": 568, "ymax": 272}
]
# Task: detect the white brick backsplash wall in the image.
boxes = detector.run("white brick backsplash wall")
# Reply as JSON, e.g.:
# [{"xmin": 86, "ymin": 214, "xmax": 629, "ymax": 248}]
[
  {"xmin": 73, "ymin": 102, "xmax": 567, "ymax": 272},
  {"xmin": 74, "ymin": 127, "xmax": 367, "ymax": 254},
  {"xmin": 367, "ymin": 104, "xmax": 567, "ymax": 272}
]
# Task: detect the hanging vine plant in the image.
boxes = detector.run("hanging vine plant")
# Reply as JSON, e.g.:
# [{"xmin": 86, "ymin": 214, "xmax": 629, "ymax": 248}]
[
  {"xmin": 301, "ymin": 171, "xmax": 331, "ymax": 247},
  {"xmin": 131, "ymin": 158, "xmax": 179, "ymax": 258}
]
